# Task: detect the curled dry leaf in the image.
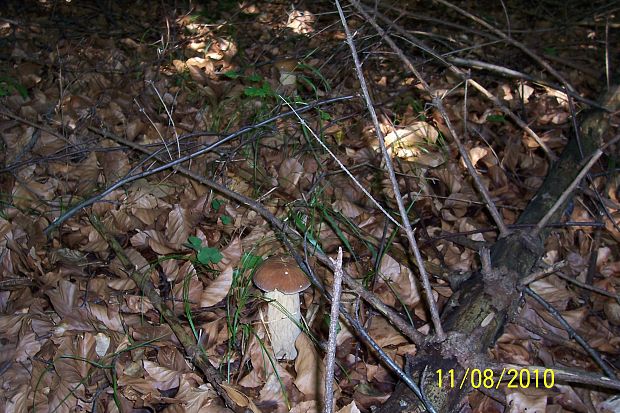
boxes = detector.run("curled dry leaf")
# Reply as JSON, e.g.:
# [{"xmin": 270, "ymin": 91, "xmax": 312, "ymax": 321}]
[
  {"xmin": 278, "ymin": 157, "xmax": 303, "ymax": 191},
  {"xmin": 166, "ymin": 205, "xmax": 194, "ymax": 248},
  {"xmin": 286, "ymin": 9, "xmax": 316, "ymax": 34},
  {"xmin": 294, "ymin": 333, "xmax": 327, "ymax": 399},
  {"xmin": 98, "ymin": 140, "xmax": 131, "ymax": 183},
  {"xmin": 15, "ymin": 331, "xmax": 41, "ymax": 363},
  {"xmin": 375, "ymin": 122, "xmax": 444, "ymax": 166},
  {"xmin": 529, "ymin": 276, "xmax": 573, "ymax": 306},
  {"xmin": 216, "ymin": 237, "xmax": 242, "ymax": 271},
  {"xmin": 221, "ymin": 383, "xmax": 262, "ymax": 413},
  {"xmin": 259, "ymin": 364, "xmax": 295, "ymax": 413},
  {"xmin": 367, "ymin": 317, "xmax": 408, "ymax": 348},
  {"xmin": 336, "ymin": 401, "xmax": 362, "ymax": 413},
  {"xmin": 143, "ymin": 360, "xmax": 180, "ymax": 391},
  {"xmin": 200, "ymin": 265, "xmax": 233, "ymax": 307},
  {"xmin": 95, "ymin": 332, "xmax": 110, "ymax": 357},
  {"xmin": 173, "ymin": 376, "xmax": 225, "ymax": 413},
  {"xmin": 604, "ymin": 299, "xmax": 620, "ymax": 325},
  {"xmin": 332, "ymin": 198, "xmax": 364, "ymax": 218},
  {"xmin": 468, "ymin": 146, "xmax": 489, "ymax": 167},
  {"xmin": 375, "ymin": 254, "xmax": 421, "ymax": 308},
  {"xmin": 505, "ymin": 389, "xmax": 548, "ymax": 413}
]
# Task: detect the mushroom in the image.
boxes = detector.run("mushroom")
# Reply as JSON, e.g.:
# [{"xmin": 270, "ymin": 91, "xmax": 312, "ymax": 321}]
[
  {"xmin": 253, "ymin": 255, "xmax": 310, "ymax": 360},
  {"xmin": 274, "ymin": 59, "xmax": 298, "ymax": 89}
]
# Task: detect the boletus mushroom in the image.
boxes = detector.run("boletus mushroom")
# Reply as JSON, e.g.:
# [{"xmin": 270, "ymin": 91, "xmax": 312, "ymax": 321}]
[
  {"xmin": 274, "ymin": 59, "xmax": 298, "ymax": 87},
  {"xmin": 253, "ymin": 255, "xmax": 310, "ymax": 360}
]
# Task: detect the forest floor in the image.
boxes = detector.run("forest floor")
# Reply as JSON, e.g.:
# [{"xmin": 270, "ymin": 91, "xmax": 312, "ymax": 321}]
[{"xmin": 0, "ymin": 1, "xmax": 619, "ymax": 412}]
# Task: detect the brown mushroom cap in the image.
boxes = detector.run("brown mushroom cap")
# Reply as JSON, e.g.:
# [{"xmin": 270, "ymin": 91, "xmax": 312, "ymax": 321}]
[
  {"xmin": 274, "ymin": 59, "xmax": 297, "ymax": 73},
  {"xmin": 253, "ymin": 255, "xmax": 310, "ymax": 294}
]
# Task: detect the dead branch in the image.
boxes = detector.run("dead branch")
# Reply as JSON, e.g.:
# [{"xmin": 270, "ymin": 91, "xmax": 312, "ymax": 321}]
[
  {"xmin": 375, "ymin": 81, "xmax": 620, "ymax": 412},
  {"xmin": 336, "ymin": 0, "xmax": 446, "ymax": 340}
]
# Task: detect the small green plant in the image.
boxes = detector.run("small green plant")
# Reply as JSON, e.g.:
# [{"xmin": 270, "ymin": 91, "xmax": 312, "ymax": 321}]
[
  {"xmin": 186, "ymin": 236, "xmax": 223, "ymax": 265},
  {"xmin": 224, "ymin": 252, "xmax": 262, "ymax": 380},
  {"xmin": 223, "ymin": 70, "xmax": 242, "ymax": 80},
  {"xmin": 221, "ymin": 70, "xmax": 275, "ymax": 99},
  {"xmin": 543, "ymin": 47, "xmax": 558, "ymax": 56},
  {"xmin": 246, "ymin": 73, "xmax": 262, "ymax": 82},
  {"xmin": 0, "ymin": 76, "xmax": 28, "ymax": 98},
  {"xmin": 243, "ymin": 82, "xmax": 274, "ymax": 98},
  {"xmin": 487, "ymin": 114, "xmax": 506, "ymax": 123},
  {"xmin": 211, "ymin": 198, "xmax": 224, "ymax": 210},
  {"xmin": 296, "ymin": 62, "xmax": 331, "ymax": 98},
  {"xmin": 318, "ymin": 109, "xmax": 331, "ymax": 121},
  {"xmin": 211, "ymin": 198, "xmax": 233, "ymax": 224}
]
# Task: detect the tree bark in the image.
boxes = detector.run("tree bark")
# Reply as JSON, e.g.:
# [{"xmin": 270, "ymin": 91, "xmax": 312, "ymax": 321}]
[{"xmin": 378, "ymin": 85, "xmax": 619, "ymax": 413}]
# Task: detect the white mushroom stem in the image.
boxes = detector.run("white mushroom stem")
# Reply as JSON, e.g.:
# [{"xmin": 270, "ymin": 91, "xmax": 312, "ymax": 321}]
[{"xmin": 265, "ymin": 289, "xmax": 302, "ymax": 360}]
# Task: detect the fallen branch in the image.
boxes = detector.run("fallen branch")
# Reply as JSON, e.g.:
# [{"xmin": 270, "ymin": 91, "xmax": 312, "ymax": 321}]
[
  {"xmin": 43, "ymin": 95, "xmax": 353, "ymax": 236},
  {"xmin": 82, "ymin": 123, "xmax": 430, "ymax": 407},
  {"xmin": 337, "ymin": 0, "xmax": 445, "ymax": 341},
  {"xmin": 375, "ymin": 80, "xmax": 620, "ymax": 411}
]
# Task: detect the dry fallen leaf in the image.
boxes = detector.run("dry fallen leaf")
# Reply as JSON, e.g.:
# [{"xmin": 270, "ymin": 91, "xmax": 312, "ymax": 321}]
[
  {"xmin": 294, "ymin": 333, "xmax": 327, "ymax": 399},
  {"xmin": 200, "ymin": 265, "xmax": 233, "ymax": 307},
  {"xmin": 375, "ymin": 122, "xmax": 444, "ymax": 166},
  {"xmin": 336, "ymin": 401, "xmax": 362, "ymax": 413}
]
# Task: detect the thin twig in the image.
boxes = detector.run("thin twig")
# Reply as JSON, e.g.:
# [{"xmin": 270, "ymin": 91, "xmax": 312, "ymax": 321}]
[
  {"xmin": 336, "ymin": 0, "xmax": 445, "ymax": 340},
  {"xmin": 148, "ymin": 80, "xmax": 181, "ymax": 158},
  {"xmin": 532, "ymin": 149, "xmax": 603, "ymax": 237},
  {"xmin": 134, "ymin": 97, "xmax": 173, "ymax": 160},
  {"xmin": 0, "ymin": 107, "xmax": 71, "ymax": 144},
  {"xmin": 324, "ymin": 248, "xmax": 343, "ymax": 413},
  {"xmin": 92, "ymin": 125, "xmax": 426, "ymax": 347},
  {"xmin": 520, "ymin": 260, "xmax": 569, "ymax": 285},
  {"xmin": 43, "ymin": 95, "xmax": 353, "ymax": 236},
  {"xmin": 353, "ymin": 1, "xmax": 511, "ymax": 238},
  {"xmin": 515, "ymin": 317, "xmax": 588, "ymax": 355},
  {"xmin": 491, "ymin": 362, "xmax": 620, "ymax": 391},
  {"xmin": 524, "ymin": 287, "xmax": 615, "ymax": 378},
  {"xmin": 556, "ymin": 271, "xmax": 620, "ymax": 304}
]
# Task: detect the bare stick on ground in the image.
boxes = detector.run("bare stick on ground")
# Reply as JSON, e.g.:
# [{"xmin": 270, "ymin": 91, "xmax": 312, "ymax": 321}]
[
  {"xmin": 353, "ymin": 1, "xmax": 511, "ymax": 238},
  {"xmin": 524, "ymin": 287, "xmax": 616, "ymax": 378},
  {"xmin": 335, "ymin": 0, "xmax": 445, "ymax": 341},
  {"xmin": 324, "ymin": 247, "xmax": 343, "ymax": 413}
]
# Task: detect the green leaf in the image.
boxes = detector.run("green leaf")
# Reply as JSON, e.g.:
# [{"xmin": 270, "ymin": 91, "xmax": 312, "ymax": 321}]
[
  {"xmin": 188, "ymin": 236, "xmax": 203, "ymax": 250},
  {"xmin": 247, "ymin": 73, "xmax": 262, "ymax": 82},
  {"xmin": 223, "ymin": 70, "xmax": 241, "ymax": 79},
  {"xmin": 318, "ymin": 109, "xmax": 331, "ymax": 121},
  {"xmin": 240, "ymin": 253, "xmax": 262, "ymax": 270},
  {"xmin": 221, "ymin": 215, "xmax": 232, "ymax": 225},
  {"xmin": 487, "ymin": 114, "xmax": 506, "ymax": 123},
  {"xmin": 211, "ymin": 198, "xmax": 223, "ymax": 210},
  {"xmin": 244, "ymin": 83, "xmax": 273, "ymax": 98},
  {"xmin": 197, "ymin": 246, "xmax": 223, "ymax": 265},
  {"xmin": 0, "ymin": 76, "xmax": 28, "ymax": 99},
  {"xmin": 544, "ymin": 47, "xmax": 558, "ymax": 56}
]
